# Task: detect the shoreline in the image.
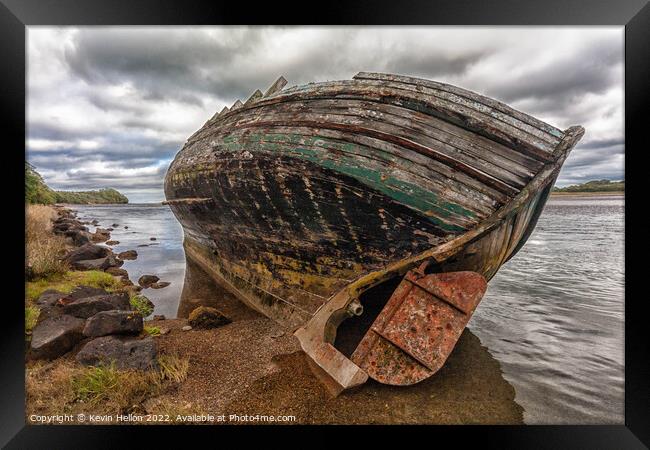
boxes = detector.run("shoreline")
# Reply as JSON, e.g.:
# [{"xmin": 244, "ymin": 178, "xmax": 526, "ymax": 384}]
[
  {"xmin": 25, "ymin": 204, "xmax": 524, "ymax": 425},
  {"xmin": 550, "ymin": 191, "xmax": 624, "ymax": 197}
]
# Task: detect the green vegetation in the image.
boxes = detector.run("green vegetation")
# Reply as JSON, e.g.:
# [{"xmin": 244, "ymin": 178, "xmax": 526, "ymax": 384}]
[
  {"xmin": 54, "ymin": 188, "xmax": 128, "ymax": 205},
  {"xmin": 25, "ymin": 163, "xmax": 128, "ymax": 205},
  {"xmin": 72, "ymin": 363, "xmax": 122, "ymax": 404},
  {"xmin": 25, "ymin": 163, "xmax": 57, "ymax": 204},
  {"xmin": 26, "ymin": 270, "xmax": 123, "ymax": 303},
  {"xmin": 130, "ymin": 294, "xmax": 154, "ymax": 317},
  {"xmin": 26, "ymin": 306, "xmax": 40, "ymax": 333},
  {"xmin": 144, "ymin": 325, "xmax": 161, "ymax": 336},
  {"xmin": 553, "ymin": 179, "xmax": 624, "ymax": 193}
]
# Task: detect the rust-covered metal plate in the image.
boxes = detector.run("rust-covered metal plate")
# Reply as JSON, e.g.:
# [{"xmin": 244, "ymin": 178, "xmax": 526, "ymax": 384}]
[{"xmin": 351, "ymin": 270, "xmax": 487, "ymax": 385}]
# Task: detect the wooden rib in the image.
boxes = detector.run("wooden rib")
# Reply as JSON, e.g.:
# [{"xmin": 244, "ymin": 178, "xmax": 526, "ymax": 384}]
[
  {"xmin": 245, "ymin": 89, "xmax": 263, "ymax": 105},
  {"xmin": 264, "ymin": 76, "xmax": 288, "ymax": 97}
]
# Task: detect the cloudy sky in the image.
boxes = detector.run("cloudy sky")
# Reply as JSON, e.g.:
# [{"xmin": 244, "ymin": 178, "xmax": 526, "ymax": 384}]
[{"xmin": 27, "ymin": 27, "xmax": 624, "ymax": 203}]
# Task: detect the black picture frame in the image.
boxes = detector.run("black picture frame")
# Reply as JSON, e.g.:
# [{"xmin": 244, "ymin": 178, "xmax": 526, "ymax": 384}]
[{"xmin": 2, "ymin": 0, "xmax": 647, "ymax": 447}]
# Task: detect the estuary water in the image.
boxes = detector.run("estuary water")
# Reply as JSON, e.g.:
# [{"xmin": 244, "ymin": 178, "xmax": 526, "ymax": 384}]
[{"xmin": 70, "ymin": 194, "xmax": 624, "ymax": 424}]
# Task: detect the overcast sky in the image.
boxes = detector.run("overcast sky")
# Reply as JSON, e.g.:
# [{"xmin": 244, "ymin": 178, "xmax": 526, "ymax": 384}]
[{"xmin": 27, "ymin": 27, "xmax": 624, "ymax": 203}]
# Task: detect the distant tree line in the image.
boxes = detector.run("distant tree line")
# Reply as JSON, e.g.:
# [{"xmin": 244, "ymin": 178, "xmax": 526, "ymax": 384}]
[
  {"xmin": 25, "ymin": 162, "xmax": 128, "ymax": 205},
  {"xmin": 552, "ymin": 179, "xmax": 624, "ymax": 193}
]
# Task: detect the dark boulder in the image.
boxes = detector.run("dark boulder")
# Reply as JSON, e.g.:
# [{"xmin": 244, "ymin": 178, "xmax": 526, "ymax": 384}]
[
  {"xmin": 70, "ymin": 254, "xmax": 123, "ymax": 271},
  {"xmin": 83, "ymin": 310, "xmax": 143, "ymax": 337},
  {"xmin": 63, "ymin": 244, "xmax": 110, "ymax": 264},
  {"xmin": 105, "ymin": 240, "xmax": 120, "ymax": 246},
  {"xmin": 62, "ymin": 292, "xmax": 131, "ymax": 319},
  {"xmin": 118, "ymin": 250, "xmax": 137, "ymax": 260},
  {"xmin": 105, "ymin": 267, "xmax": 129, "ymax": 277},
  {"xmin": 67, "ymin": 285, "xmax": 108, "ymax": 300},
  {"xmin": 150, "ymin": 281, "xmax": 170, "ymax": 289},
  {"xmin": 149, "ymin": 237, "xmax": 157, "ymax": 241},
  {"xmin": 35, "ymin": 289, "xmax": 66, "ymax": 307},
  {"xmin": 138, "ymin": 275, "xmax": 159, "ymax": 288},
  {"xmin": 30, "ymin": 314, "xmax": 85, "ymax": 360},
  {"xmin": 112, "ymin": 223, "xmax": 119, "ymax": 227},
  {"xmin": 65, "ymin": 229, "xmax": 92, "ymax": 246},
  {"xmin": 76, "ymin": 336, "xmax": 158, "ymax": 370},
  {"xmin": 91, "ymin": 228, "xmax": 111, "ymax": 243},
  {"xmin": 188, "ymin": 306, "xmax": 231, "ymax": 329}
]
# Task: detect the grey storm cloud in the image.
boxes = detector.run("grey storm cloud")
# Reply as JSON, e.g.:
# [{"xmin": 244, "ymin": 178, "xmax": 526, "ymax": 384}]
[{"xmin": 27, "ymin": 27, "xmax": 624, "ymax": 202}]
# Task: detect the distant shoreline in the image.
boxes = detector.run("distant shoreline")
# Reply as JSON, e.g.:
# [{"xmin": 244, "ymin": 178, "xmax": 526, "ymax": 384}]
[{"xmin": 550, "ymin": 191, "xmax": 624, "ymax": 197}]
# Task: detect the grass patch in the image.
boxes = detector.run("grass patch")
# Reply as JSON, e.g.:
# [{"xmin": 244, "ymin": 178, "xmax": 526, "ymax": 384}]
[
  {"xmin": 158, "ymin": 354, "xmax": 190, "ymax": 384},
  {"xmin": 26, "ymin": 204, "xmax": 69, "ymax": 280},
  {"xmin": 27, "ymin": 354, "xmax": 190, "ymax": 420},
  {"xmin": 26, "ymin": 270, "xmax": 124, "ymax": 303},
  {"xmin": 72, "ymin": 363, "xmax": 121, "ymax": 404},
  {"xmin": 25, "ymin": 306, "xmax": 40, "ymax": 332},
  {"xmin": 144, "ymin": 325, "xmax": 161, "ymax": 336},
  {"xmin": 130, "ymin": 294, "xmax": 154, "ymax": 317}
]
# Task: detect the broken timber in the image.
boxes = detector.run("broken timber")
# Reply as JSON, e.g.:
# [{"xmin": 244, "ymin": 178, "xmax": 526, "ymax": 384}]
[{"xmin": 164, "ymin": 72, "xmax": 584, "ymax": 394}]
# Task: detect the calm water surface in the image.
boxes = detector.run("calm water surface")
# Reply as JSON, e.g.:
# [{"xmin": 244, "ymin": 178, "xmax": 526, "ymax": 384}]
[{"xmin": 71, "ymin": 194, "xmax": 624, "ymax": 424}]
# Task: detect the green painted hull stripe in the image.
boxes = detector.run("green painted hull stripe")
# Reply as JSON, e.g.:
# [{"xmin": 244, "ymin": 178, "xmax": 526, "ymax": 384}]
[{"xmin": 219, "ymin": 132, "xmax": 475, "ymax": 233}]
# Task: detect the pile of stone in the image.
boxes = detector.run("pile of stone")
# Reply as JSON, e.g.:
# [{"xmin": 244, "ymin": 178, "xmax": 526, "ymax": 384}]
[{"xmin": 29, "ymin": 285, "xmax": 157, "ymax": 370}]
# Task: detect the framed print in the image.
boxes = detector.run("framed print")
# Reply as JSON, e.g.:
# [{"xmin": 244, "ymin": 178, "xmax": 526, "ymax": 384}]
[{"xmin": 2, "ymin": 0, "xmax": 647, "ymax": 447}]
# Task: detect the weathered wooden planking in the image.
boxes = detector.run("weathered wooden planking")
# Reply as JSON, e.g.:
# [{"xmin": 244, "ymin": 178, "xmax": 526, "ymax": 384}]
[
  {"xmin": 177, "ymin": 124, "xmax": 508, "ymax": 216},
  {"xmin": 259, "ymin": 98, "xmax": 542, "ymax": 177},
  {"xmin": 206, "ymin": 80, "xmax": 560, "ymax": 160},
  {"xmin": 216, "ymin": 106, "xmax": 531, "ymax": 190},
  {"xmin": 354, "ymin": 72, "xmax": 564, "ymax": 143}
]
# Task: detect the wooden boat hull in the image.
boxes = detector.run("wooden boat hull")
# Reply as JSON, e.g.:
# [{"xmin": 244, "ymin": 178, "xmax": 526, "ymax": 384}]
[{"xmin": 164, "ymin": 72, "xmax": 584, "ymax": 391}]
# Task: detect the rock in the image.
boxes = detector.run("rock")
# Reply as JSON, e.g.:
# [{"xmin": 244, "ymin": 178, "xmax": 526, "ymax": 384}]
[
  {"xmin": 112, "ymin": 223, "xmax": 119, "ymax": 227},
  {"xmin": 136, "ymin": 244, "xmax": 149, "ymax": 247},
  {"xmin": 181, "ymin": 325, "xmax": 192, "ymax": 331},
  {"xmin": 118, "ymin": 250, "xmax": 138, "ymax": 260},
  {"xmin": 62, "ymin": 292, "xmax": 131, "ymax": 319},
  {"xmin": 83, "ymin": 310, "xmax": 143, "ymax": 337},
  {"xmin": 63, "ymin": 243, "xmax": 110, "ymax": 264},
  {"xmin": 150, "ymin": 237, "xmax": 157, "ymax": 241},
  {"xmin": 67, "ymin": 285, "xmax": 109, "ymax": 300},
  {"xmin": 91, "ymin": 219, "xmax": 99, "ymax": 225},
  {"xmin": 106, "ymin": 228, "xmax": 114, "ymax": 231},
  {"xmin": 188, "ymin": 306, "xmax": 231, "ymax": 330},
  {"xmin": 76, "ymin": 336, "xmax": 158, "ymax": 370},
  {"xmin": 35, "ymin": 289, "xmax": 66, "ymax": 307},
  {"xmin": 159, "ymin": 328, "xmax": 169, "ymax": 335},
  {"xmin": 152, "ymin": 315, "xmax": 166, "ymax": 321},
  {"xmin": 91, "ymin": 228, "xmax": 111, "ymax": 243},
  {"xmin": 30, "ymin": 314, "xmax": 85, "ymax": 360},
  {"xmin": 138, "ymin": 275, "xmax": 159, "ymax": 288},
  {"xmin": 105, "ymin": 267, "xmax": 129, "ymax": 277},
  {"xmin": 150, "ymin": 281, "xmax": 170, "ymax": 289},
  {"xmin": 124, "ymin": 226, "xmax": 129, "ymax": 229},
  {"xmin": 270, "ymin": 330, "xmax": 285, "ymax": 338},
  {"xmin": 65, "ymin": 230, "xmax": 92, "ymax": 246},
  {"xmin": 105, "ymin": 240, "xmax": 120, "ymax": 246},
  {"xmin": 70, "ymin": 254, "xmax": 123, "ymax": 271}
]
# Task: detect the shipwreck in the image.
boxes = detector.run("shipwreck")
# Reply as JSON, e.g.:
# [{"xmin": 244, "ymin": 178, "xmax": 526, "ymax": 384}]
[{"xmin": 164, "ymin": 72, "xmax": 584, "ymax": 394}]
